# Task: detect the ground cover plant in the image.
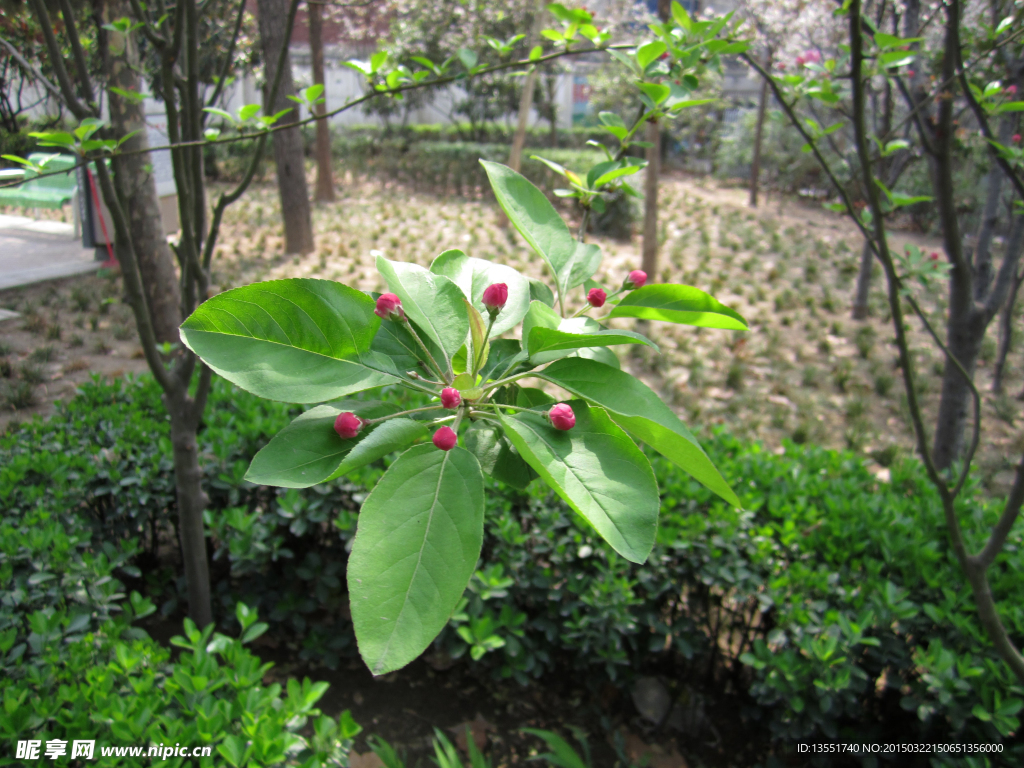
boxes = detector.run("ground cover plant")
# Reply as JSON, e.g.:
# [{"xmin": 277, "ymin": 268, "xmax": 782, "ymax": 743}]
[{"xmin": 3, "ymin": 372, "xmax": 1023, "ymax": 764}]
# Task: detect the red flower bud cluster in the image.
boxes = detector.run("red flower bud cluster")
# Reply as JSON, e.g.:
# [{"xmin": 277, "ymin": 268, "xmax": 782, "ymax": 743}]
[
  {"xmin": 374, "ymin": 293, "xmax": 405, "ymax": 321},
  {"xmin": 1014, "ymin": 134, "xmax": 1022, "ymax": 144},
  {"xmin": 433, "ymin": 426, "xmax": 457, "ymax": 451},
  {"xmin": 548, "ymin": 403, "xmax": 575, "ymax": 431},
  {"xmin": 587, "ymin": 288, "xmax": 606, "ymax": 308},
  {"xmin": 334, "ymin": 412, "xmax": 364, "ymax": 439},
  {"xmin": 441, "ymin": 387, "xmax": 461, "ymax": 409},
  {"xmin": 482, "ymin": 282, "xmax": 508, "ymax": 314}
]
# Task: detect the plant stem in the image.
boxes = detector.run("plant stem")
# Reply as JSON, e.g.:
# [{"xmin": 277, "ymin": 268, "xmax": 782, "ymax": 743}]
[
  {"xmin": 364, "ymin": 405, "xmax": 444, "ymax": 425},
  {"xmin": 481, "ymin": 370, "xmax": 540, "ymax": 395},
  {"xmin": 402, "ymin": 317, "xmax": 449, "ymax": 383}
]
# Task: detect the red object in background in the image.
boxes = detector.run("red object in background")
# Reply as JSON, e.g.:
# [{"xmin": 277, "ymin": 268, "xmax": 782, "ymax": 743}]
[{"xmin": 85, "ymin": 167, "xmax": 117, "ymax": 268}]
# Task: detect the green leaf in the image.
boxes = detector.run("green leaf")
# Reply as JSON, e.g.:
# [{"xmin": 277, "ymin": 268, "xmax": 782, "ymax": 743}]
[
  {"xmin": 348, "ymin": 444, "xmax": 485, "ymax": 675},
  {"xmin": 528, "ymin": 326, "xmax": 658, "ymax": 360},
  {"xmin": 540, "ymin": 357, "xmax": 740, "ymax": 507},
  {"xmin": 608, "ymin": 284, "xmax": 748, "ymax": 330},
  {"xmin": 997, "ymin": 101, "xmax": 1024, "ymax": 113},
  {"xmin": 238, "ymin": 103, "xmax": 261, "ymax": 122},
  {"xmin": 376, "ymin": 256, "xmax": 470, "ymax": 369},
  {"xmin": 522, "ymin": 300, "xmax": 562, "ymax": 356},
  {"xmin": 464, "ymin": 423, "xmax": 538, "ymax": 490},
  {"xmin": 465, "ymin": 300, "xmax": 490, "ymax": 373},
  {"xmin": 592, "ymin": 159, "xmax": 646, "ymax": 188},
  {"xmin": 370, "ymin": 50, "xmax": 388, "ymax": 73},
  {"xmin": 327, "ymin": 417, "xmax": 431, "ymax": 485},
  {"xmin": 241, "ymin": 622, "xmax": 269, "ymax": 644},
  {"xmin": 671, "ymin": 1, "xmax": 693, "ymax": 31},
  {"xmin": 522, "ymin": 729, "xmax": 588, "ymax": 768},
  {"xmin": 180, "ymin": 279, "xmax": 396, "ymax": 403},
  {"xmin": 517, "ymin": 387, "xmax": 555, "ymax": 408},
  {"xmin": 480, "ymin": 161, "xmax": 577, "ymax": 285},
  {"xmin": 559, "ymin": 242, "xmax": 602, "ymax": 295},
  {"xmin": 598, "ymin": 111, "xmax": 625, "ymax": 128},
  {"xmin": 430, "ymin": 249, "xmax": 531, "ymax": 336},
  {"xmin": 529, "ymin": 45, "xmax": 543, "ymax": 61},
  {"xmin": 479, "ymin": 339, "xmax": 526, "ymax": 384},
  {"xmin": 28, "ymin": 131, "xmax": 76, "ymax": 148},
  {"xmin": 636, "ymin": 41, "xmax": 667, "ymax": 70},
  {"xmin": 529, "ymin": 277, "xmax": 556, "ymax": 308},
  {"xmin": 457, "ymin": 48, "xmax": 478, "ymax": 71},
  {"xmin": 217, "ymin": 735, "xmax": 249, "ymax": 768},
  {"xmin": 500, "ymin": 403, "xmax": 658, "ymax": 563},
  {"xmin": 246, "ymin": 401, "xmax": 401, "ymax": 487},
  {"xmin": 637, "ymin": 82, "xmax": 670, "ymax": 106}
]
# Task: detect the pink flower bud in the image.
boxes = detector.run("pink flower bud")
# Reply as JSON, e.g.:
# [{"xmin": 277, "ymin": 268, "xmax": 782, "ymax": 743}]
[
  {"xmin": 374, "ymin": 293, "xmax": 404, "ymax": 321},
  {"xmin": 334, "ymin": 412, "xmax": 363, "ymax": 439},
  {"xmin": 441, "ymin": 387, "xmax": 461, "ymax": 409},
  {"xmin": 929, "ymin": 252, "xmax": 939, "ymax": 261},
  {"xmin": 433, "ymin": 426, "xmax": 457, "ymax": 451},
  {"xmin": 587, "ymin": 288, "xmax": 607, "ymax": 308},
  {"xmin": 1014, "ymin": 134, "xmax": 1022, "ymax": 144},
  {"xmin": 482, "ymin": 282, "xmax": 508, "ymax": 313},
  {"xmin": 795, "ymin": 56, "xmax": 806, "ymax": 67},
  {"xmin": 624, "ymin": 270, "xmax": 647, "ymax": 290},
  {"xmin": 907, "ymin": 69, "xmax": 915, "ymax": 77},
  {"xmin": 1007, "ymin": 85, "xmax": 1018, "ymax": 95},
  {"xmin": 548, "ymin": 403, "xmax": 576, "ymax": 431}
]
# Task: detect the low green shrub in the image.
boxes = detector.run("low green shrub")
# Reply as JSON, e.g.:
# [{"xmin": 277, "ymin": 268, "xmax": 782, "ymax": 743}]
[
  {"xmin": 0, "ymin": 604, "xmax": 360, "ymax": 767},
  {"xmin": 3, "ymin": 375, "xmax": 1022, "ymax": 762}
]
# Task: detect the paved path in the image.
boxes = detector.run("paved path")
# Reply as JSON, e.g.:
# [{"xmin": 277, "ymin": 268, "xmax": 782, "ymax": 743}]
[{"xmin": 0, "ymin": 213, "xmax": 101, "ymax": 291}]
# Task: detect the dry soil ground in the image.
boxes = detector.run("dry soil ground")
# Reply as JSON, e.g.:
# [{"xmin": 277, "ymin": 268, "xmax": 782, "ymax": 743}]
[{"xmin": 3, "ymin": 170, "xmax": 1021, "ymax": 494}]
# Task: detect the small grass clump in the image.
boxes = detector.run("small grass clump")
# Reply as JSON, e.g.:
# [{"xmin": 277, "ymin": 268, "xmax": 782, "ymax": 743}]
[
  {"xmin": 30, "ymin": 345, "xmax": 58, "ymax": 363},
  {"xmin": 2, "ymin": 380, "xmax": 36, "ymax": 410}
]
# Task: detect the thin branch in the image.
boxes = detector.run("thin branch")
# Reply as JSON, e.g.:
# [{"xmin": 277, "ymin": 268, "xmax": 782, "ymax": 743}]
[
  {"xmin": 204, "ymin": 0, "xmax": 247, "ymax": 112},
  {"xmin": 57, "ymin": 0, "xmax": 97, "ymax": 109},
  {"xmin": 0, "ymin": 36, "xmax": 61, "ymax": 99},
  {"xmin": 974, "ymin": 453, "xmax": 1024, "ymax": 570},
  {"xmin": 25, "ymin": 0, "xmax": 95, "ymax": 119}
]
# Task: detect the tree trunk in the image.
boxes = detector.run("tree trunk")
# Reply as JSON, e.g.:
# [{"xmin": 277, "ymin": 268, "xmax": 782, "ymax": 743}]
[
  {"xmin": 509, "ymin": 67, "xmax": 538, "ymax": 173},
  {"xmin": 98, "ymin": 0, "xmax": 212, "ymax": 626},
  {"xmin": 166, "ymin": 389, "xmax": 213, "ymax": 629},
  {"xmin": 749, "ymin": 74, "xmax": 769, "ymax": 208},
  {"xmin": 852, "ymin": 240, "xmax": 873, "ymax": 319},
  {"xmin": 994, "ymin": 269, "xmax": 1022, "ymax": 394},
  {"xmin": 641, "ymin": 119, "xmax": 661, "ymax": 280},
  {"xmin": 103, "ymin": 0, "xmax": 181, "ymax": 342},
  {"xmin": 257, "ymin": 0, "xmax": 314, "ymax": 254},
  {"xmin": 309, "ymin": 1, "xmax": 335, "ymax": 203}
]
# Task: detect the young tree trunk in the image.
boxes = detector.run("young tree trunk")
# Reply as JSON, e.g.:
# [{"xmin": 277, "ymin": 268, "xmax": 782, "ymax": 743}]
[
  {"xmin": 309, "ymin": 0, "xmax": 335, "ymax": 203},
  {"xmin": 257, "ymin": 0, "xmax": 314, "ymax": 254},
  {"xmin": 509, "ymin": 67, "xmax": 538, "ymax": 173},
  {"xmin": 994, "ymin": 269, "xmax": 1022, "ymax": 395},
  {"xmin": 641, "ymin": 119, "xmax": 661, "ymax": 280},
  {"xmin": 103, "ymin": 0, "xmax": 213, "ymax": 624},
  {"xmin": 166, "ymin": 388, "xmax": 213, "ymax": 628},
  {"xmin": 749, "ymin": 74, "xmax": 769, "ymax": 208},
  {"xmin": 851, "ymin": 240, "xmax": 874, "ymax": 319},
  {"xmin": 102, "ymin": 0, "xmax": 181, "ymax": 343}
]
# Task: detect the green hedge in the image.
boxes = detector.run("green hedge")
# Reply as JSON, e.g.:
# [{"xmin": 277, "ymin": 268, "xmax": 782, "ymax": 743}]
[{"xmin": 2, "ymin": 374, "xmax": 1022, "ymax": 763}]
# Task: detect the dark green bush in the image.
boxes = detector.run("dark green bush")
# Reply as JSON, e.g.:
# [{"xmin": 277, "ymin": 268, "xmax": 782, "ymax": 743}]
[{"xmin": 3, "ymin": 375, "xmax": 1021, "ymax": 763}]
